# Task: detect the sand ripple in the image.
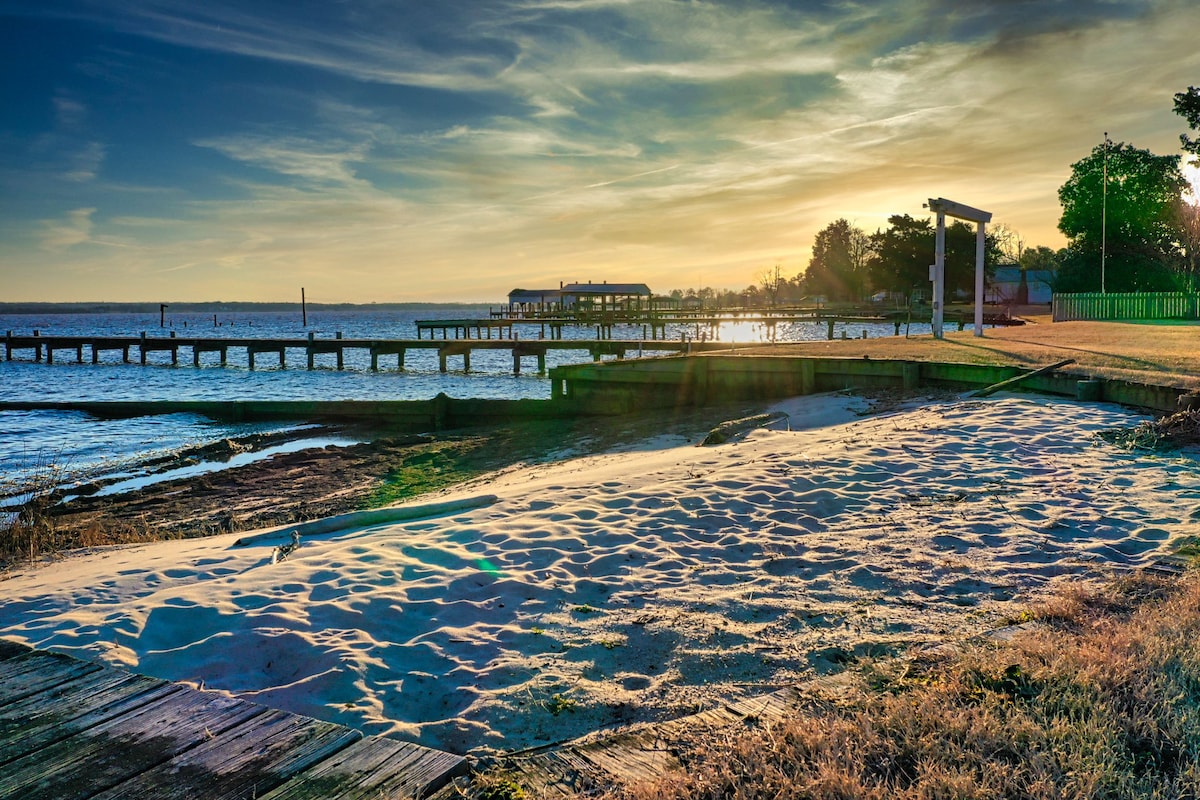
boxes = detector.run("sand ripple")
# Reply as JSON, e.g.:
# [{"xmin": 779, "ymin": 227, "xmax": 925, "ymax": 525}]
[{"xmin": 1, "ymin": 394, "xmax": 1196, "ymax": 754}]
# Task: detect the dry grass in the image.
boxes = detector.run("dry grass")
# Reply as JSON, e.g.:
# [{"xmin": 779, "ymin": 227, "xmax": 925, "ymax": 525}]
[
  {"xmin": 0, "ymin": 453, "xmax": 154, "ymax": 568},
  {"xmin": 0, "ymin": 500, "xmax": 150, "ymax": 569},
  {"xmin": 582, "ymin": 571, "xmax": 1200, "ymax": 800}
]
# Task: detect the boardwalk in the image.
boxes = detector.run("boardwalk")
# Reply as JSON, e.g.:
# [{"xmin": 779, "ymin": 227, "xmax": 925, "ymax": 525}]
[{"xmin": 0, "ymin": 639, "xmax": 465, "ymax": 799}]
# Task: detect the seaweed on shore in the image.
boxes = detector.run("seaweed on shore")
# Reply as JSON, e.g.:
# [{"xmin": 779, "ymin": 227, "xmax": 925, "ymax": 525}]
[{"xmin": 1099, "ymin": 407, "xmax": 1200, "ymax": 451}]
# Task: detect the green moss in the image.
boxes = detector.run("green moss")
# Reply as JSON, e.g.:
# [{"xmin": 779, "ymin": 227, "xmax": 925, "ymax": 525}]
[{"xmin": 545, "ymin": 693, "xmax": 578, "ymax": 715}]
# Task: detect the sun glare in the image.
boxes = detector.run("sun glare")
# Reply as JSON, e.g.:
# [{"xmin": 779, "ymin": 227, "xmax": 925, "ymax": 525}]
[{"xmin": 1185, "ymin": 163, "xmax": 1200, "ymax": 206}]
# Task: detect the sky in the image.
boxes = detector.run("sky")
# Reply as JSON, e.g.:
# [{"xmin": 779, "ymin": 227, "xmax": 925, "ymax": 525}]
[{"xmin": 2, "ymin": 0, "xmax": 1198, "ymax": 303}]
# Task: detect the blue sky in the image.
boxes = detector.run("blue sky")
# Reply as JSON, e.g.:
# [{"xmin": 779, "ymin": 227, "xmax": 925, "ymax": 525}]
[{"xmin": 2, "ymin": 0, "xmax": 1198, "ymax": 302}]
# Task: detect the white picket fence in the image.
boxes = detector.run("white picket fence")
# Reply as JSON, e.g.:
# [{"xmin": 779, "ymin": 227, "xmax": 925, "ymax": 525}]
[{"xmin": 1052, "ymin": 292, "xmax": 1200, "ymax": 321}]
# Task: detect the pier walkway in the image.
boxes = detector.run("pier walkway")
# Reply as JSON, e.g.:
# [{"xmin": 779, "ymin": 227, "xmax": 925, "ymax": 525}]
[
  {"xmin": 2, "ymin": 331, "xmax": 736, "ymax": 375},
  {"xmin": 0, "ymin": 638, "xmax": 465, "ymax": 800}
]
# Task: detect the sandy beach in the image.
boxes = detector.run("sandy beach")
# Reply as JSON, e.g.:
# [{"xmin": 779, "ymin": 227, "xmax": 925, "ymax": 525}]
[{"xmin": 0, "ymin": 389, "xmax": 1193, "ymax": 756}]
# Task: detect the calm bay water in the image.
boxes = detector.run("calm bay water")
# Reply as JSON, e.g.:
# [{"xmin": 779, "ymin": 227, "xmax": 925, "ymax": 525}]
[{"xmin": 0, "ymin": 306, "xmax": 931, "ymax": 496}]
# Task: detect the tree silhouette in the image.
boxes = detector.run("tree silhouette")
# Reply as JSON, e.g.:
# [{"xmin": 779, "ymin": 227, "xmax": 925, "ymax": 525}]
[
  {"xmin": 1175, "ymin": 86, "xmax": 1200, "ymax": 161},
  {"xmin": 803, "ymin": 219, "xmax": 870, "ymax": 301},
  {"xmin": 867, "ymin": 215, "xmax": 998, "ymax": 299}
]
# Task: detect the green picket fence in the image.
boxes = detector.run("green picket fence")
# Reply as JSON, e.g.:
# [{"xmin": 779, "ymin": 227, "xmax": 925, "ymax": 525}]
[{"xmin": 1052, "ymin": 292, "xmax": 1200, "ymax": 321}]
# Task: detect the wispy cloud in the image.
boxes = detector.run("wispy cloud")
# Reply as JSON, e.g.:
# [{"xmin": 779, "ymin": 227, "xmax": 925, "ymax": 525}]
[
  {"xmin": 3, "ymin": 0, "xmax": 1198, "ymax": 302},
  {"xmin": 65, "ymin": 141, "xmax": 106, "ymax": 182},
  {"xmin": 39, "ymin": 207, "xmax": 96, "ymax": 250}
]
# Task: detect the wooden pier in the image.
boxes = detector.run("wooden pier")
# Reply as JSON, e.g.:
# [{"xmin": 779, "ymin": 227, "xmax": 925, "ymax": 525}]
[
  {"xmin": 0, "ymin": 638, "xmax": 466, "ymax": 799},
  {"xmin": 2, "ymin": 331, "xmax": 736, "ymax": 375}
]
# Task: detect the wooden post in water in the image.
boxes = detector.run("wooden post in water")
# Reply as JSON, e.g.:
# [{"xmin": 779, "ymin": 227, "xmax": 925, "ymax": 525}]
[
  {"xmin": 302, "ymin": 287, "xmax": 307, "ymax": 327},
  {"xmin": 160, "ymin": 304, "xmax": 168, "ymax": 327}
]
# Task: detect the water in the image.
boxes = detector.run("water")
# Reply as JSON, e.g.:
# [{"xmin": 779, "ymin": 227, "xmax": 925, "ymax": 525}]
[
  {"xmin": 1, "ymin": 306, "xmax": 932, "ymax": 496},
  {"xmin": 0, "ymin": 409, "xmax": 312, "ymax": 504}
]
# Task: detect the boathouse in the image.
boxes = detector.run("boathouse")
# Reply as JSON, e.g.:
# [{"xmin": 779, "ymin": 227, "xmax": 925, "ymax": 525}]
[
  {"xmin": 507, "ymin": 282, "xmax": 654, "ymax": 314},
  {"xmin": 561, "ymin": 282, "xmax": 652, "ymax": 313},
  {"xmin": 507, "ymin": 287, "xmax": 565, "ymax": 314}
]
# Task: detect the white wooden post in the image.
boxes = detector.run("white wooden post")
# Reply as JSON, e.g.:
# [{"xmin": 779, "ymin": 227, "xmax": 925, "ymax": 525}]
[
  {"xmin": 933, "ymin": 212, "xmax": 946, "ymax": 339},
  {"xmin": 974, "ymin": 221, "xmax": 986, "ymax": 337}
]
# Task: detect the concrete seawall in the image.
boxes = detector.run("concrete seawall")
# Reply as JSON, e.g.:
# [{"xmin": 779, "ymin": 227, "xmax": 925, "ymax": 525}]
[
  {"xmin": 550, "ymin": 355, "xmax": 1189, "ymax": 414},
  {"xmin": 0, "ymin": 394, "xmax": 589, "ymax": 429},
  {"xmin": 2, "ymin": 356, "xmax": 1188, "ymax": 428}
]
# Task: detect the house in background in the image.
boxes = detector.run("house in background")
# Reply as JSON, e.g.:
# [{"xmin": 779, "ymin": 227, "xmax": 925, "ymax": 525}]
[{"xmin": 987, "ymin": 267, "xmax": 1055, "ymax": 305}]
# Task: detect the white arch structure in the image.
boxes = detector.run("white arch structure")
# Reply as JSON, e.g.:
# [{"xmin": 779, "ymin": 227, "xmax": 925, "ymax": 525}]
[{"xmin": 927, "ymin": 197, "xmax": 992, "ymax": 339}]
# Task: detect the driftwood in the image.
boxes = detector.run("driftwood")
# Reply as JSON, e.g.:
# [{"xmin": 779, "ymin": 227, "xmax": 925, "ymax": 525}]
[
  {"xmin": 701, "ymin": 412, "xmax": 790, "ymax": 445},
  {"xmin": 969, "ymin": 359, "xmax": 1076, "ymax": 399},
  {"xmin": 234, "ymin": 494, "xmax": 499, "ymax": 546}
]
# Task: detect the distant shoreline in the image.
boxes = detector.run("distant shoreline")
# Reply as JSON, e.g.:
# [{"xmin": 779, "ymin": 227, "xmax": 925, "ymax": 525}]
[{"xmin": 0, "ymin": 301, "xmax": 492, "ymax": 315}]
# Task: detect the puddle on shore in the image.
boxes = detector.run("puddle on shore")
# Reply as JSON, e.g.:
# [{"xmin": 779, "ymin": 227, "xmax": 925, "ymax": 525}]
[{"xmin": 84, "ymin": 436, "xmax": 360, "ymax": 499}]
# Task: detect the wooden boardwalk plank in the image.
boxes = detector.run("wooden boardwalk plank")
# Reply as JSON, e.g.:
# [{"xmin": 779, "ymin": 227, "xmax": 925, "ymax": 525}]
[
  {"xmin": 0, "ymin": 641, "xmax": 468, "ymax": 799},
  {"xmin": 91, "ymin": 710, "xmax": 360, "ymax": 800},
  {"xmin": 0, "ymin": 686, "xmax": 266, "ymax": 800},
  {"xmin": 0, "ymin": 650, "xmax": 104, "ymax": 706},
  {"xmin": 0, "ymin": 638, "xmax": 31, "ymax": 660},
  {"xmin": 0, "ymin": 668, "xmax": 175, "ymax": 765},
  {"xmin": 261, "ymin": 736, "xmax": 468, "ymax": 800}
]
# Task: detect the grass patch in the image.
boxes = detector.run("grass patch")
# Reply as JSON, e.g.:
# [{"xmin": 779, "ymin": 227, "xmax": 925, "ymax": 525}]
[
  {"xmin": 590, "ymin": 570, "xmax": 1200, "ymax": 800},
  {"xmin": 366, "ymin": 437, "xmax": 494, "ymax": 507},
  {"xmin": 545, "ymin": 693, "xmax": 578, "ymax": 716}
]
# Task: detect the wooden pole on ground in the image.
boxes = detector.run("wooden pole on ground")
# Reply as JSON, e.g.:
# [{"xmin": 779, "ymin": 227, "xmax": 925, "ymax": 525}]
[{"xmin": 970, "ymin": 359, "xmax": 1076, "ymax": 398}]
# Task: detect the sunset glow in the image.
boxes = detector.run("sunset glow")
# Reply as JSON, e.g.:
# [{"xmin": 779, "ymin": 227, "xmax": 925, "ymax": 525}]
[{"xmin": 1, "ymin": 0, "xmax": 1198, "ymax": 302}]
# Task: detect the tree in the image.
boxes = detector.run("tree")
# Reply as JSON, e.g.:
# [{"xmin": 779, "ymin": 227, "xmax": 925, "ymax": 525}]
[
  {"xmin": 1175, "ymin": 199, "xmax": 1200, "ymax": 290},
  {"xmin": 1175, "ymin": 86, "xmax": 1200, "ymax": 161},
  {"xmin": 991, "ymin": 223, "xmax": 1024, "ymax": 266},
  {"xmin": 867, "ymin": 214, "xmax": 999, "ymax": 299},
  {"xmin": 868, "ymin": 215, "xmax": 932, "ymax": 297},
  {"xmin": 757, "ymin": 264, "xmax": 784, "ymax": 307},
  {"xmin": 802, "ymin": 219, "xmax": 871, "ymax": 301},
  {"xmin": 1019, "ymin": 245, "xmax": 1062, "ymax": 273},
  {"xmin": 1056, "ymin": 140, "xmax": 1189, "ymax": 292}
]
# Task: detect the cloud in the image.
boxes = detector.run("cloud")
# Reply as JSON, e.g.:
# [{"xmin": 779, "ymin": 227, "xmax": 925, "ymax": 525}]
[
  {"xmin": 193, "ymin": 135, "xmax": 370, "ymax": 186},
  {"xmin": 40, "ymin": 207, "xmax": 96, "ymax": 250},
  {"xmin": 53, "ymin": 95, "xmax": 88, "ymax": 128},
  {"xmin": 5, "ymin": 0, "xmax": 1199, "ymax": 302},
  {"xmin": 65, "ymin": 141, "xmax": 106, "ymax": 182}
]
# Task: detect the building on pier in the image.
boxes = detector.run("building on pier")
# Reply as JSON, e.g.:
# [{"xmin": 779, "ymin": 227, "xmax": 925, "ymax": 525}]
[{"xmin": 507, "ymin": 282, "xmax": 653, "ymax": 315}]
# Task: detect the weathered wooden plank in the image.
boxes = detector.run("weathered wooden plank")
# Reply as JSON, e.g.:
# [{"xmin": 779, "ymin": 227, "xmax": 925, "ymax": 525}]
[
  {"xmin": 0, "ymin": 669, "xmax": 174, "ymax": 764},
  {"xmin": 90, "ymin": 709, "xmax": 360, "ymax": 800},
  {"xmin": 260, "ymin": 735, "xmax": 468, "ymax": 800},
  {"xmin": 575, "ymin": 736, "xmax": 677, "ymax": 781},
  {"xmin": 0, "ymin": 650, "xmax": 104, "ymax": 707},
  {"xmin": 0, "ymin": 638, "xmax": 31, "ymax": 660},
  {"xmin": 0, "ymin": 687, "xmax": 266, "ymax": 800}
]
